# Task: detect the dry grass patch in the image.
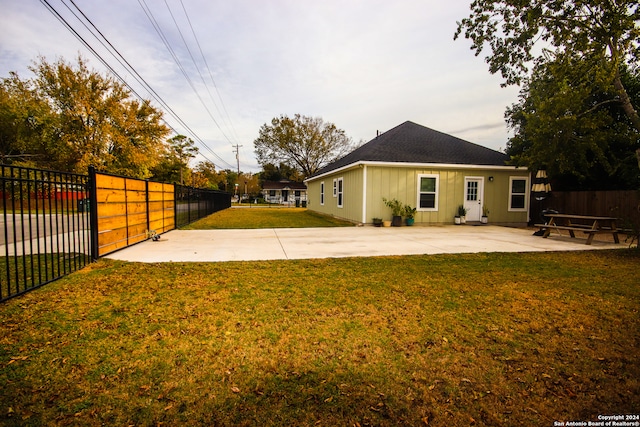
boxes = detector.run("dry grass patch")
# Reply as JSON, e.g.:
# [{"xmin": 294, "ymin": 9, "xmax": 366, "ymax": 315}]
[{"xmin": 0, "ymin": 250, "xmax": 638, "ymax": 426}]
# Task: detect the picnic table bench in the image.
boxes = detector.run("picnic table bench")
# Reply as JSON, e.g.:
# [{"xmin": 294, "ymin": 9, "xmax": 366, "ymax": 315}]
[{"xmin": 534, "ymin": 213, "xmax": 620, "ymax": 245}]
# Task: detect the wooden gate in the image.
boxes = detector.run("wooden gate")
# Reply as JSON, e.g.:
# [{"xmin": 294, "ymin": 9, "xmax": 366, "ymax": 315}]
[{"xmin": 91, "ymin": 170, "xmax": 174, "ymax": 257}]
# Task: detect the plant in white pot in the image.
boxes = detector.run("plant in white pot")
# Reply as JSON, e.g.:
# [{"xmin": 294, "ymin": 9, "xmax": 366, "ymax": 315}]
[
  {"xmin": 456, "ymin": 205, "xmax": 468, "ymax": 224},
  {"xmin": 481, "ymin": 206, "xmax": 489, "ymax": 224}
]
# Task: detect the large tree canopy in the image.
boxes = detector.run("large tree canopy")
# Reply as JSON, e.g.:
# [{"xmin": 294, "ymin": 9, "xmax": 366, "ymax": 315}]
[
  {"xmin": 149, "ymin": 135, "xmax": 198, "ymax": 185},
  {"xmin": 455, "ymin": 0, "xmax": 640, "ymax": 172},
  {"xmin": 0, "ymin": 56, "xmax": 169, "ymax": 177},
  {"xmin": 254, "ymin": 114, "xmax": 355, "ymax": 179},
  {"xmin": 506, "ymin": 57, "xmax": 640, "ymax": 189}
]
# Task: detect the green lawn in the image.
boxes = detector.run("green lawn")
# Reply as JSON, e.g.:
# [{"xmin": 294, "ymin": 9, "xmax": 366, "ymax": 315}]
[
  {"xmin": 182, "ymin": 207, "xmax": 354, "ymax": 229},
  {"xmin": 1, "ymin": 248, "xmax": 638, "ymax": 426}
]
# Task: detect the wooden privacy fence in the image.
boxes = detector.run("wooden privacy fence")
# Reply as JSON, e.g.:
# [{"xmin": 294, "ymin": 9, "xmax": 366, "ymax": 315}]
[
  {"xmin": 531, "ymin": 190, "xmax": 640, "ymax": 224},
  {"xmin": 90, "ymin": 168, "xmax": 175, "ymax": 257},
  {"xmin": 1, "ymin": 164, "xmax": 230, "ymax": 301}
]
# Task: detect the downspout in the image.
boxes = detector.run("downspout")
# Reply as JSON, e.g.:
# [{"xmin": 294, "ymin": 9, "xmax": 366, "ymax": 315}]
[{"xmin": 361, "ymin": 164, "xmax": 367, "ymax": 224}]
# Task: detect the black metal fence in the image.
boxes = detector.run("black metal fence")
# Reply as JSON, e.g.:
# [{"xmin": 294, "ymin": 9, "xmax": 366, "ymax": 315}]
[
  {"xmin": 1, "ymin": 165, "xmax": 91, "ymax": 302},
  {"xmin": 0, "ymin": 164, "xmax": 231, "ymax": 302},
  {"xmin": 175, "ymin": 184, "xmax": 231, "ymax": 227}
]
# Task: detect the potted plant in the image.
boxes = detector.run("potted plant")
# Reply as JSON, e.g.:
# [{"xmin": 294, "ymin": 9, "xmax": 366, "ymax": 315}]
[
  {"xmin": 403, "ymin": 204, "xmax": 416, "ymax": 226},
  {"xmin": 456, "ymin": 205, "xmax": 468, "ymax": 224},
  {"xmin": 372, "ymin": 217, "xmax": 383, "ymax": 227},
  {"xmin": 383, "ymin": 198, "xmax": 404, "ymax": 226},
  {"xmin": 481, "ymin": 206, "xmax": 489, "ymax": 224}
]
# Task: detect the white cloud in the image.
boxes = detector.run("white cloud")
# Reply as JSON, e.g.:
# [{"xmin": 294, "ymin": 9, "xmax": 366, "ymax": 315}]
[{"xmin": 0, "ymin": 0, "xmax": 520, "ymax": 171}]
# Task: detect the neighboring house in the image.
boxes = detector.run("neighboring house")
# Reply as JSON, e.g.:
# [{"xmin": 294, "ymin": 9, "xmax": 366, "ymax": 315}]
[
  {"xmin": 304, "ymin": 121, "xmax": 530, "ymax": 225},
  {"xmin": 262, "ymin": 180, "xmax": 308, "ymax": 205}
]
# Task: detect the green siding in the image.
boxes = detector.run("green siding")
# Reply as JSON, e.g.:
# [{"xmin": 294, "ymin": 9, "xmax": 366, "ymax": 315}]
[
  {"xmin": 306, "ymin": 167, "xmax": 363, "ymax": 223},
  {"xmin": 308, "ymin": 164, "xmax": 530, "ymax": 225}
]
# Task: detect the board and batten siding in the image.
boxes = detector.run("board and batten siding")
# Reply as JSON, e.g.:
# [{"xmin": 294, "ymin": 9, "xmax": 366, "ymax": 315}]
[
  {"xmin": 306, "ymin": 167, "xmax": 363, "ymax": 223},
  {"xmin": 307, "ymin": 164, "xmax": 530, "ymax": 225},
  {"xmin": 366, "ymin": 166, "xmax": 529, "ymax": 225}
]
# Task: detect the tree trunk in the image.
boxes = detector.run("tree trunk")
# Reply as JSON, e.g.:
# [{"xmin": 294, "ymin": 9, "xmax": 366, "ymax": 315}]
[{"xmin": 613, "ymin": 73, "xmax": 640, "ymax": 172}]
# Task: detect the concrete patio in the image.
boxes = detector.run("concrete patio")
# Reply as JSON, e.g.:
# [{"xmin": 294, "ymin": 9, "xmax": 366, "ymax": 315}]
[{"xmin": 104, "ymin": 225, "xmax": 625, "ymax": 263}]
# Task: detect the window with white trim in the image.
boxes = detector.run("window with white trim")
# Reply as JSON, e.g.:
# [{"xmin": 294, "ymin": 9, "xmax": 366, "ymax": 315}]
[
  {"xmin": 320, "ymin": 181, "xmax": 325, "ymax": 205},
  {"xmin": 337, "ymin": 177, "xmax": 343, "ymax": 208},
  {"xmin": 417, "ymin": 174, "xmax": 439, "ymax": 211},
  {"xmin": 509, "ymin": 177, "xmax": 528, "ymax": 211}
]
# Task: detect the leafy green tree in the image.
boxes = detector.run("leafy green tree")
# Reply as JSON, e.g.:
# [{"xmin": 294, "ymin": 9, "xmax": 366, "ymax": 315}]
[
  {"xmin": 150, "ymin": 135, "xmax": 198, "ymax": 185},
  {"xmin": 0, "ymin": 72, "xmax": 55, "ymax": 165},
  {"xmin": 254, "ymin": 114, "xmax": 355, "ymax": 178},
  {"xmin": 259, "ymin": 162, "xmax": 303, "ymax": 182},
  {"xmin": 221, "ymin": 170, "xmax": 238, "ymax": 194},
  {"xmin": 506, "ymin": 57, "xmax": 640, "ymax": 189},
  {"xmin": 455, "ymin": 0, "xmax": 640, "ymax": 171}
]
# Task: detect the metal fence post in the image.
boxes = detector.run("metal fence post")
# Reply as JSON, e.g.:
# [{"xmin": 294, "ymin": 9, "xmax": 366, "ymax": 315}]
[
  {"xmin": 88, "ymin": 166, "xmax": 99, "ymax": 261},
  {"xmin": 145, "ymin": 179, "xmax": 150, "ymax": 234}
]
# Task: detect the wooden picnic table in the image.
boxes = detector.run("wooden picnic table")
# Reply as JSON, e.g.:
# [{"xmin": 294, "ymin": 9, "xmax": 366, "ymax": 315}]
[{"xmin": 534, "ymin": 213, "xmax": 620, "ymax": 245}]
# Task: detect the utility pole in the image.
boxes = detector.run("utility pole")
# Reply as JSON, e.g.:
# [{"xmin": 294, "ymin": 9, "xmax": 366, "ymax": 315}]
[
  {"xmin": 232, "ymin": 144, "xmax": 243, "ymax": 176},
  {"xmin": 232, "ymin": 144, "xmax": 243, "ymax": 201}
]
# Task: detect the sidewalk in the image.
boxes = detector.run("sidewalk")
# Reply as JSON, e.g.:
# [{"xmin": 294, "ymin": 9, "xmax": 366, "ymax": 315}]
[{"xmin": 104, "ymin": 225, "xmax": 624, "ymax": 263}]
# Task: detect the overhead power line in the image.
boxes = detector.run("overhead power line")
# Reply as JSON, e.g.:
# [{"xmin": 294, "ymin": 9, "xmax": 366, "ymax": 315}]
[
  {"xmin": 138, "ymin": 0, "xmax": 238, "ymax": 150},
  {"xmin": 40, "ymin": 0, "xmax": 235, "ymax": 170},
  {"xmin": 177, "ymin": 0, "xmax": 242, "ymax": 145}
]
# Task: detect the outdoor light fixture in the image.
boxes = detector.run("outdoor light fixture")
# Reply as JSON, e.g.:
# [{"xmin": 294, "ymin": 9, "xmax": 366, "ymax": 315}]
[{"xmin": 488, "ymin": 176, "xmax": 494, "ymax": 182}]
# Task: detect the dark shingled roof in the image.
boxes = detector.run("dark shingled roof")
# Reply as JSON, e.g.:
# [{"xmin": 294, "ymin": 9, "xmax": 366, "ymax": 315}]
[
  {"xmin": 262, "ymin": 180, "xmax": 307, "ymax": 190},
  {"xmin": 310, "ymin": 121, "xmax": 509, "ymax": 178}
]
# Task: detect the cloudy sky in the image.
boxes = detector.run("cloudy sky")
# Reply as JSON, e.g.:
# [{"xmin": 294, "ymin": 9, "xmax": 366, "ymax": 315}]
[{"xmin": 0, "ymin": 0, "xmax": 521, "ymax": 172}]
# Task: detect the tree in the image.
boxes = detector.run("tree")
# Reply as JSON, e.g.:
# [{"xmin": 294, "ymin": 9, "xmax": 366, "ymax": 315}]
[
  {"xmin": 237, "ymin": 172, "xmax": 260, "ymax": 201},
  {"xmin": 168, "ymin": 135, "xmax": 198, "ymax": 185},
  {"xmin": 191, "ymin": 161, "xmax": 219, "ymax": 189},
  {"xmin": 254, "ymin": 114, "xmax": 355, "ymax": 178},
  {"xmin": 1, "ymin": 72, "xmax": 56, "ymax": 165},
  {"xmin": 150, "ymin": 135, "xmax": 198, "ymax": 185},
  {"xmin": 506, "ymin": 56, "xmax": 640, "ymax": 189},
  {"xmin": 220, "ymin": 170, "xmax": 238, "ymax": 194},
  {"xmin": 0, "ymin": 56, "xmax": 169, "ymax": 176},
  {"xmin": 259, "ymin": 162, "xmax": 303, "ymax": 182},
  {"xmin": 455, "ymin": 0, "xmax": 640, "ymax": 171}
]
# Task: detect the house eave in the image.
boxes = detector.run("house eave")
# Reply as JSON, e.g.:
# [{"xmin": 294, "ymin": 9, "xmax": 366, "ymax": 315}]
[{"xmin": 305, "ymin": 161, "xmax": 527, "ymax": 183}]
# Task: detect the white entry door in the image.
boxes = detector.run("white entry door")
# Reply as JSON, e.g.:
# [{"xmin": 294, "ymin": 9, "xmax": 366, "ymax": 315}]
[{"xmin": 464, "ymin": 177, "xmax": 484, "ymax": 221}]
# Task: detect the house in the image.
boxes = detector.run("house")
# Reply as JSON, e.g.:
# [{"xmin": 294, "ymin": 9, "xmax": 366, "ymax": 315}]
[
  {"xmin": 304, "ymin": 121, "xmax": 530, "ymax": 225},
  {"xmin": 262, "ymin": 180, "xmax": 308, "ymax": 206}
]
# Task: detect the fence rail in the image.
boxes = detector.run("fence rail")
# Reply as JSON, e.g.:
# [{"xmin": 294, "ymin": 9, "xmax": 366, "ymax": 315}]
[
  {"xmin": 91, "ymin": 169, "xmax": 176, "ymax": 257},
  {"xmin": 175, "ymin": 184, "xmax": 231, "ymax": 228},
  {"xmin": 1, "ymin": 164, "xmax": 231, "ymax": 302},
  {"xmin": 1, "ymin": 165, "xmax": 91, "ymax": 302}
]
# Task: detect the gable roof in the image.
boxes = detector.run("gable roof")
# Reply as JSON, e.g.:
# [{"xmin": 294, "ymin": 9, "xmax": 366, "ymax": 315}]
[
  {"xmin": 262, "ymin": 180, "xmax": 307, "ymax": 190},
  {"xmin": 309, "ymin": 121, "xmax": 510, "ymax": 178}
]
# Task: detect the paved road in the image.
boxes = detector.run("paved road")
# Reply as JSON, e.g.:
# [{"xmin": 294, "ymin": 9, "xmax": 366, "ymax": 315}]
[
  {"xmin": 0, "ymin": 213, "xmax": 90, "ymax": 256},
  {"xmin": 0, "ymin": 213, "xmax": 89, "ymax": 245}
]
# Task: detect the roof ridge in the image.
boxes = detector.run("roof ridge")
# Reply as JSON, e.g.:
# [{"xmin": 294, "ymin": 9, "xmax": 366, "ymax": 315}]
[{"xmin": 309, "ymin": 121, "xmax": 509, "ymax": 178}]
